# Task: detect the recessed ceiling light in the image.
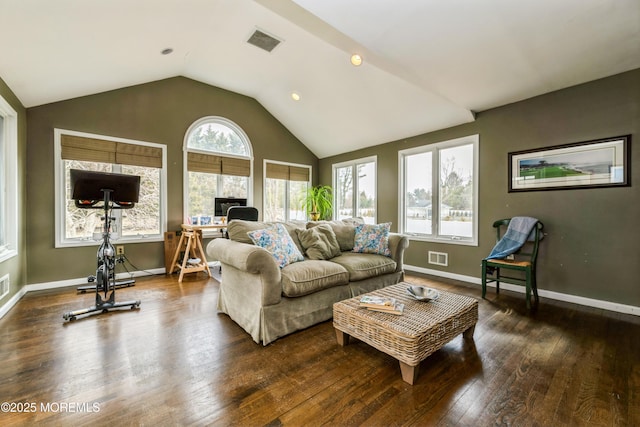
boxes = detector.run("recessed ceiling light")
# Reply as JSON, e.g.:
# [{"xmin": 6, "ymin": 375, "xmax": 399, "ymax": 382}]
[
  {"xmin": 350, "ymin": 54, "xmax": 362, "ymax": 66},
  {"xmin": 161, "ymin": 48, "xmax": 174, "ymax": 55},
  {"xmin": 291, "ymin": 92, "xmax": 301, "ymax": 101}
]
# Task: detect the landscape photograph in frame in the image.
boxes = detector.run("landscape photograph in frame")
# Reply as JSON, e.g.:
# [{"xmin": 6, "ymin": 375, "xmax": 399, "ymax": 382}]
[{"xmin": 508, "ymin": 135, "xmax": 630, "ymax": 192}]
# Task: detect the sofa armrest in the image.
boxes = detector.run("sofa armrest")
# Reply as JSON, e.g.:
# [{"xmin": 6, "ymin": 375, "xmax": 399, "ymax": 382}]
[
  {"xmin": 207, "ymin": 238, "xmax": 282, "ymax": 305},
  {"xmin": 388, "ymin": 233, "xmax": 409, "ymax": 273}
]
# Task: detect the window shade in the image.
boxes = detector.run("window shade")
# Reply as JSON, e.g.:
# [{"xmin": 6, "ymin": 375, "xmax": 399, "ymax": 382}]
[
  {"xmin": 60, "ymin": 134, "xmax": 116, "ymax": 164},
  {"xmin": 61, "ymin": 134, "xmax": 163, "ymax": 168},
  {"xmin": 187, "ymin": 152, "xmax": 250, "ymax": 177},
  {"xmin": 265, "ymin": 163, "xmax": 289, "ymax": 180},
  {"xmin": 187, "ymin": 152, "xmax": 222, "ymax": 174},
  {"xmin": 265, "ymin": 162, "xmax": 310, "ymax": 182},
  {"xmin": 289, "ymin": 166, "xmax": 310, "ymax": 182}
]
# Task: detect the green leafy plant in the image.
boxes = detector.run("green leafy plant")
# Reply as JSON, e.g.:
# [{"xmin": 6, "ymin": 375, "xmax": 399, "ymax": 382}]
[{"xmin": 303, "ymin": 185, "xmax": 333, "ymax": 221}]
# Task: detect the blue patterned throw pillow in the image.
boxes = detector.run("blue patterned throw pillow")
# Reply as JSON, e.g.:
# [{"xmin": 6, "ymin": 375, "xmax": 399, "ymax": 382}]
[
  {"xmin": 352, "ymin": 222, "xmax": 391, "ymax": 257},
  {"xmin": 247, "ymin": 223, "xmax": 304, "ymax": 268}
]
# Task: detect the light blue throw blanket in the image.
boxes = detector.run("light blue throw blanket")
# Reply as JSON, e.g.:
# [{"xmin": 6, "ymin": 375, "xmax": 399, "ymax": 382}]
[{"xmin": 486, "ymin": 216, "xmax": 539, "ymax": 260}]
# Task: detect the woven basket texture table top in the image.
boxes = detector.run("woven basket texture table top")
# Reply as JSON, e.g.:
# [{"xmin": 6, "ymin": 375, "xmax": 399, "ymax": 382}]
[{"xmin": 333, "ymin": 283, "xmax": 478, "ymax": 341}]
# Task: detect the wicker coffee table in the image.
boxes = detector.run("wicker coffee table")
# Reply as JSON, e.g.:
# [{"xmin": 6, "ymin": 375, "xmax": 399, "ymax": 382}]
[{"xmin": 333, "ymin": 283, "xmax": 478, "ymax": 384}]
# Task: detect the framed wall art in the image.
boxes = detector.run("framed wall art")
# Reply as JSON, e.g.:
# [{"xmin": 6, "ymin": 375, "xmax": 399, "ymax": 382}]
[{"xmin": 508, "ymin": 135, "xmax": 630, "ymax": 192}]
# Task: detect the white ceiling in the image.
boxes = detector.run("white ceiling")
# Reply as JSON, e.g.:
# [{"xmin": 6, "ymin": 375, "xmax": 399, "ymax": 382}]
[{"xmin": 1, "ymin": 0, "xmax": 638, "ymax": 158}]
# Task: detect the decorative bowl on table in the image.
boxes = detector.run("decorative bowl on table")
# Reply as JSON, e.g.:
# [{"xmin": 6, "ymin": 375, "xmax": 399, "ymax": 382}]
[{"xmin": 406, "ymin": 285, "xmax": 439, "ymax": 302}]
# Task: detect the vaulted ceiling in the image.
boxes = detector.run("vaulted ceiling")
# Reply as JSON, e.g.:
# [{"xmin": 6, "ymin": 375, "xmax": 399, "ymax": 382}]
[{"xmin": 1, "ymin": 0, "xmax": 638, "ymax": 158}]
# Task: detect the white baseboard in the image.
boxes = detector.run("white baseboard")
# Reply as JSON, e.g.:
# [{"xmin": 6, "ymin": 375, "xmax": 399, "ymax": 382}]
[
  {"xmin": 25, "ymin": 268, "xmax": 164, "ymax": 292},
  {"xmin": 0, "ymin": 286, "xmax": 27, "ymax": 319},
  {"xmin": 5, "ymin": 265, "xmax": 636, "ymax": 319},
  {"xmin": 0, "ymin": 268, "xmax": 165, "ymax": 319},
  {"xmin": 405, "ymin": 264, "xmax": 640, "ymax": 317}
]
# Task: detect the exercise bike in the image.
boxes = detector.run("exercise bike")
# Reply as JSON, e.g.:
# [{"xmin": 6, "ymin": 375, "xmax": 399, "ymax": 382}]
[
  {"xmin": 76, "ymin": 223, "xmax": 135, "ymax": 294},
  {"xmin": 63, "ymin": 170, "xmax": 141, "ymax": 321}
]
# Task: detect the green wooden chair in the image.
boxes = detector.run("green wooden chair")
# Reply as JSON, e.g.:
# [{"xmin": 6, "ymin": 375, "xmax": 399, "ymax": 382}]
[{"xmin": 481, "ymin": 219, "xmax": 544, "ymax": 309}]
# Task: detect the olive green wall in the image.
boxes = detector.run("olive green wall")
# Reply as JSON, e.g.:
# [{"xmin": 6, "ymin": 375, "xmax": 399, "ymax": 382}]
[
  {"xmin": 26, "ymin": 77, "xmax": 318, "ymax": 284},
  {"xmin": 0, "ymin": 77, "xmax": 27, "ymax": 303},
  {"xmin": 319, "ymin": 69, "xmax": 640, "ymax": 307}
]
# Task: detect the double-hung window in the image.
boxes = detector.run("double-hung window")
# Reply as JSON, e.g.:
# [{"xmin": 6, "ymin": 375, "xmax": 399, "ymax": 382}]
[
  {"xmin": 184, "ymin": 117, "xmax": 252, "ymax": 223},
  {"xmin": 263, "ymin": 161, "xmax": 311, "ymax": 222},
  {"xmin": 399, "ymin": 135, "xmax": 479, "ymax": 245},
  {"xmin": 55, "ymin": 129, "xmax": 167, "ymax": 247},
  {"xmin": 0, "ymin": 95, "xmax": 18, "ymax": 262},
  {"xmin": 333, "ymin": 156, "xmax": 377, "ymax": 224}
]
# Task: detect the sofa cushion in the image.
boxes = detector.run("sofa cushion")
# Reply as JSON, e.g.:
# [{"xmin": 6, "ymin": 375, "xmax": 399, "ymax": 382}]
[
  {"xmin": 228, "ymin": 220, "xmax": 269, "ymax": 244},
  {"xmin": 281, "ymin": 260, "xmax": 349, "ymax": 297},
  {"xmin": 330, "ymin": 252, "xmax": 397, "ymax": 281},
  {"xmin": 247, "ymin": 224, "xmax": 304, "ymax": 268},
  {"xmin": 307, "ymin": 218, "xmax": 363, "ymax": 251},
  {"xmin": 278, "ymin": 221, "xmax": 306, "ymax": 254},
  {"xmin": 228, "ymin": 219, "xmax": 305, "ymax": 253},
  {"xmin": 296, "ymin": 224, "xmax": 341, "ymax": 260},
  {"xmin": 353, "ymin": 222, "xmax": 392, "ymax": 256}
]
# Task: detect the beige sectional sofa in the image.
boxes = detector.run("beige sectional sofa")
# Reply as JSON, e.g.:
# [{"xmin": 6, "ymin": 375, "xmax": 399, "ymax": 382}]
[{"xmin": 207, "ymin": 219, "xmax": 409, "ymax": 345}]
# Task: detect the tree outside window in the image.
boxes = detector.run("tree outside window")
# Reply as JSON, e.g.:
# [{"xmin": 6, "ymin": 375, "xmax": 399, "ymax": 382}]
[
  {"xmin": 184, "ymin": 117, "xmax": 252, "ymax": 221},
  {"xmin": 333, "ymin": 156, "xmax": 377, "ymax": 224},
  {"xmin": 64, "ymin": 161, "xmax": 161, "ymax": 239},
  {"xmin": 55, "ymin": 129, "xmax": 166, "ymax": 247},
  {"xmin": 264, "ymin": 161, "xmax": 310, "ymax": 222},
  {"xmin": 400, "ymin": 135, "xmax": 478, "ymax": 245}
]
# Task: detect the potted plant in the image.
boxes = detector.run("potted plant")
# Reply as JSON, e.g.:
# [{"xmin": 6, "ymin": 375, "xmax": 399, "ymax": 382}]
[{"xmin": 303, "ymin": 185, "xmax": 333, "ymax": 221}]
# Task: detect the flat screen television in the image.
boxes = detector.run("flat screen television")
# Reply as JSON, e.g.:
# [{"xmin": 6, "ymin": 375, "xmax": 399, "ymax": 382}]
[
  {"xmin": 214, "ymin": 197, "xmax": 247, "ymax": 216},
  {"xmin": 70, "ymin": 169, "xmax": 141, "ymax": 203}
]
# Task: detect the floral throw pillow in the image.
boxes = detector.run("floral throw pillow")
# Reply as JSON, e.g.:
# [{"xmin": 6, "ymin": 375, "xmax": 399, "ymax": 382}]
[
  {"xmin": 352, "ymin": 222, "xmax": 392, "ymax": 257},
  {"xmin": 247, "ymin": 223, "xmax": 304, "ymax": 268}
]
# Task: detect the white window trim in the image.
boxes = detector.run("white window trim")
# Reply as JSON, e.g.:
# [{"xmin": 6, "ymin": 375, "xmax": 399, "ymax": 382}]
[
  {"xmin": 398, "ymin": 134, "xmax": 479, "ymax": 246},
  {"xmin": 263, "ymin": 159, "xmax": 312, "ymax": 222},
  {"xmin": 332, "ymin": 155, "xmax": 377, "ymax": 223},
  {"xmin": 182, "ymin": 116, "xmax": 254, "ymax": 223},
  {"xmin": 0, "ymin": 95, "xmax": 18, "ymax": 263},
  {"xmin": 54, "ymin": 128, "xmax": 168, "ymax": 248}
]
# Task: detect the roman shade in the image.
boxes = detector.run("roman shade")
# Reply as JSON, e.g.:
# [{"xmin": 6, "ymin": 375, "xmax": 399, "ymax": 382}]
[
  {"xmin": 61, "ymin": 134, "xmax": 163, "ymax": 168},
  {"xmin": 265, "ymin": 162, "xmax": 310, "ymax": 182},
  {"xmin": 187, "ymin": 152, "xmax": 250, "ymax": 177}
]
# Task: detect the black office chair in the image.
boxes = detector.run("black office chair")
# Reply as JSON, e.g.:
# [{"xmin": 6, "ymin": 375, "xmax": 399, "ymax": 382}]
[
  {"xmin": 226, "ymin": 206, "xmax": 259, "ymax": 223},
  {"xmin": 481, "ymin": 218, "xmax": 544, "ymax": 309},
  {"xmin": 225, "ymin": 206, "xmax": 259, "ymax": 238}
]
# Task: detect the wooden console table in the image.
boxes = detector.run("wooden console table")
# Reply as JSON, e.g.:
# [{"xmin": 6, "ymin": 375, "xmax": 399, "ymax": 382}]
[{"xmin": 167, "ymin": 224, "xmax": 226, "ymax": 283}]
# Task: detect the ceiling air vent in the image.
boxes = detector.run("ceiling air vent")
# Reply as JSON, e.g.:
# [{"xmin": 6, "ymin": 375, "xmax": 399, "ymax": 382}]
[{"xmin": 247, "ymin": 29, "xmax": 282, "ymax": 53}]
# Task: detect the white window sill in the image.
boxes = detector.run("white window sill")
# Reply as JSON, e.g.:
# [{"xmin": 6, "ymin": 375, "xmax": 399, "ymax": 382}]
[
  {"xmin": 0, "ymin": 248, "xmax": 18, "ymax": 264},
  {"xmin": 56, "ymin": 235, "xmax": 164, "ymax": 248},
  {"xmin": 403, "ymin": 234, "xmax": 478, "ymax": 247}
]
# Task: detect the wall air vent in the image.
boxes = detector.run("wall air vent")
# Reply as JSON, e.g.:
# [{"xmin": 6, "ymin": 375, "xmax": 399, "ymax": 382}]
[
  {"xmin": 247, "ymin": 29, "xmax": 282, "ymax": 53},
  {"xmin": 428, "ymin": 251, "xmax": 448, "ymax": 267}
]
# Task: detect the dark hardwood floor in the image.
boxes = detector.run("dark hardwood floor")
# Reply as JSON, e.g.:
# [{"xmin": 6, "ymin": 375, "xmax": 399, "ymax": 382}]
[{"xmin": 0, "ymin": 272, "xmax": 638, "ymax": 426}]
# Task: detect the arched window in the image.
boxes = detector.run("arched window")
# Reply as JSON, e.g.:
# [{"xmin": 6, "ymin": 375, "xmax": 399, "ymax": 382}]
[{"xmin": 183, "ymin": 117, "xmax": 253, "ymax": 223}]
